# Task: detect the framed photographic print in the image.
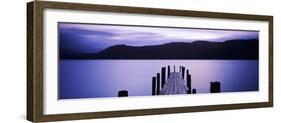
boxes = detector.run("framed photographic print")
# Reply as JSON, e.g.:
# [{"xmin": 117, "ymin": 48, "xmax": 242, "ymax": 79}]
[{"xmin": 27, "ymin": 0, "xmax": 273, "ymax": 122}]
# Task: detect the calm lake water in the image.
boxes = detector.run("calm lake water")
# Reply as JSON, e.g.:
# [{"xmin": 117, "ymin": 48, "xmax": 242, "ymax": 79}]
[{"xmin": 59, "ymin": 60, "xmax": 258, "ymax": 99}]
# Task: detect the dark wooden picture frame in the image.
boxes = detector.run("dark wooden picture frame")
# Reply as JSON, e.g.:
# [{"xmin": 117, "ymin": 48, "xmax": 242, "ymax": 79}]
[{"xmin": 27, "ymin": 1, "xmax": 273, "ymax": 122}]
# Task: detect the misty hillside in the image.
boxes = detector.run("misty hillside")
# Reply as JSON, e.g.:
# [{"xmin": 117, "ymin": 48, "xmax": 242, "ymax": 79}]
[{"xmin": 60, "ymin": 39, "xmax": 258, "ymax": 59}]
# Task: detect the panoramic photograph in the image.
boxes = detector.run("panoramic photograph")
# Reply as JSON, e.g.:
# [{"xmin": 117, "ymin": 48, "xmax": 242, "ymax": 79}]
[{"xmin": 58, "ymin": 22, "xmax": 259, "ymax": 99}]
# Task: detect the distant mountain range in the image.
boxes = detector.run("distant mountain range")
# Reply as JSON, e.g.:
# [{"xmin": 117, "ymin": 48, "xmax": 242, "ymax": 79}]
[{"xmin": 60, "ymin": 39, "xmax": 258, "ymax": 59}]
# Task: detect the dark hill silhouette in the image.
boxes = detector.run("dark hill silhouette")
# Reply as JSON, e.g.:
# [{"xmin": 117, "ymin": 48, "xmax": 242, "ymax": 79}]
[{"xmin": 60, "ymin": 39, "xmax": 258, "ymax": 59}]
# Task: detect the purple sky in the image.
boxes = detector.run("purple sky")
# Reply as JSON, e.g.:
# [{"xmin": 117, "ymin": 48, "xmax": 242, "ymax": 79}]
[{"xmin": 59, "ymin": 23, "xmax": 259, "ymax": 54}]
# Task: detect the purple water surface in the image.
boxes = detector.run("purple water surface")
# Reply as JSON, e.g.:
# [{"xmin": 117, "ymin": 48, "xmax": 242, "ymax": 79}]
[{"xmin": 59, "ymin": 60, "xmax": 258, "ymax": 99}]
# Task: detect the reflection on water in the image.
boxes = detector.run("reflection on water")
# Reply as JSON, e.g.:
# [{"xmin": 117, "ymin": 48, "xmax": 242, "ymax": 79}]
[{"xmin": 59, "ymin": 60, "xmax": 258, "ymax": 99}]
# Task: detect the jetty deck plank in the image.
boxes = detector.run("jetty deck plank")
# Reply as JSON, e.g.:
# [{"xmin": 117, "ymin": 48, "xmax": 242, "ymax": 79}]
[{"xmin": 159, "ymin": 72, "xmax": 188, "ymax": 95}]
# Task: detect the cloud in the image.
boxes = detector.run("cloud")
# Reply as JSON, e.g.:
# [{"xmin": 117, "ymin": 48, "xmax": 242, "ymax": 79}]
[{"xmin": 59, "ymin": 22, "xmax": 259, "ymax": 53}]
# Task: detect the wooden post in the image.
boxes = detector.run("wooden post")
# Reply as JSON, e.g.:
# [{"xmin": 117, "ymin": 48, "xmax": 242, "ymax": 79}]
[
  {"xmin": 186, "ymin": 69, "xmax": 191, "ymax": 91},
  {"xmin": 152, "ymin": 77, "xmax": 156, "ymax": 95},
  {"xmin": 161, "ymin": 67, "xmax": 166, "ymax": 88},
  {"xmin": 118, "ymin": 90, "xmax": 128, "ymax": 97},
  {"xmin": 167, "ymin": 65, "xmax": 170, "ymax": 78},
  {"xmin": 157, "ymin": 73, "xmax": 160, "ymax": 95},
  {"xmin": 181, "ymin": 66, "xmax": 185, "ymax": 79},
  {"xmin": 210, "ymin": 81, "xmax": 221, "ymax": 93},
  {"xmin": 192, "ymin": 89, "xmax": 197, "ymax": 94}
]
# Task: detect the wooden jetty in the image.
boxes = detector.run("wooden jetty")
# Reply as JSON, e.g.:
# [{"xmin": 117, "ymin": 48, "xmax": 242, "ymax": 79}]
[
  {"xmin": 159, "ymin": 72, "xmax": 189, "ymax": 95},
  {"xmin": 152, "ymin": 65, "xmax": 194, "ymax": 95}
]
